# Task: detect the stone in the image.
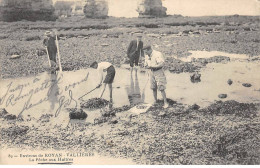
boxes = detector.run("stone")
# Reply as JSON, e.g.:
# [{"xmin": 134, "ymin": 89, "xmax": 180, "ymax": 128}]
[
  {"xmin": 37, "ymin": 49, "xmax": 47, "ymax": 56},
  {"xmin": 83, "ymin": 0, "xmax": 108, "ymax": 19},
  {"xmin": 227, "ymin": 79, "xmax": 233, "ymax": 85},
  {"xmin": 101, "ymin": 43, "xmax": 109, "ymax": 47},
  {"xmin": 4, "ymin": 114, "xmax": 17, "ymax": 120},
  {"xmin": 218, "ymin": 94, "xmax": 227, "ymax": 99},
  {"xmin": 147, "ymin": 33, "xmax": 161, "ymax": 38},
  {"xmin": 109, "ymin": 119, "xmax": 118, "ymax": 125},
  {"xmin": 190, "ymin": 104, "xmax": 200, "ymax": 110},
  {"xmin": 9, "ymin": 55, "xmax": 21, "ymax": 59},
  {"xmin": 137, "ymin": 0, "xmax": 167, "ymax": 18},
  {"xmin": 0, "ymin": 0, "xmax": 56, "ymax": 21},
  {"xmin": 68, "ymin": 108, "xmax": 88, "ymax": 120},
  {"xmin": 190, "ymin": 72, "xmax": 201, "ymax": 83},
  {"xmin": 242, "ymin": 83, "xmax": 252, "ymax": 87},
  {"xmin": 0, "ymin": 108, "xmax": 8, "ymax": 118},
  {"xmin": 158, "ymin": 111, "xmax": 166, "ymax": 117}
]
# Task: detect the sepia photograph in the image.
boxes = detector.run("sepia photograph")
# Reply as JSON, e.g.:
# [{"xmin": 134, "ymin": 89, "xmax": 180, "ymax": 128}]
[{"xmin": 0, "ymin": 0, "xmax": 260, "ymax": 165}]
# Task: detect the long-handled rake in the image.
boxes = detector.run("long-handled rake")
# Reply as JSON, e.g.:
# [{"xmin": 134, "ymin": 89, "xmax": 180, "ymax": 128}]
[
  {"xmin": 141, "ymin": 69, "xmax": 150, "ymax": 101},
  {"xmin": 55, "ymin": 31, "xmax": 62, "ymax": 73},
  {"xmin": 78, "ymin": 87, "xmax": 99, "ymax": 101}
]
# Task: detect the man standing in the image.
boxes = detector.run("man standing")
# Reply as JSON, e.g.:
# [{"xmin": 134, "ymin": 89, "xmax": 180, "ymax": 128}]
[
  {"xmin": 43, "ymin": 30, "xmax": 58, "ymax": 72},
  {"xmin": 90, "ymin": 61, "xmax": 116, "ymax": 103},
  {"xmin": 127, "ymin": 33, "xmax": 144, "ymax": 74},
  {"xmin": 143, "ymin": 45, "xmax": 169, "ymax": 108}
]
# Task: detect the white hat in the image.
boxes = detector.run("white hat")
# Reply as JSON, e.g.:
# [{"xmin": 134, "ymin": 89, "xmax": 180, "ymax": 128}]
[{"xmin": 45, "ymin": 31, "xmax": 52, "ymax": 36}]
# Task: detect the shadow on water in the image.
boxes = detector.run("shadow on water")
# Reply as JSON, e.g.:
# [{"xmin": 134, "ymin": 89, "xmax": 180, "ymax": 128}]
[
  {"xmin": 48, "ymin": 74, "xmax": 60, "ymax": 111},
  {"xmin": 126, "ymin": 73, "xmax": 144, "ymax": 105}
]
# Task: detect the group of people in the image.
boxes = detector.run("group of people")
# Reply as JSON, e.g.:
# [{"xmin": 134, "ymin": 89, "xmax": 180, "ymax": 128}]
[{"xmin": 43, "ymin": 31, "xmax": 169, "ymax": 108}]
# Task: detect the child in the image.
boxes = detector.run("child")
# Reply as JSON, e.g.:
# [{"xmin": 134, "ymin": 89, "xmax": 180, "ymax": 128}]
[{"xmin": 90, "ymin": 61, "xmax": 116, "ymax": 103}]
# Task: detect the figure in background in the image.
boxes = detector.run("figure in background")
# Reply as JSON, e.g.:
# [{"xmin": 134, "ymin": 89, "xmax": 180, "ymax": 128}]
[
  {"xmin": 43, "ymin": 30, "xmax": 58, "ymax": 73},
  {"xmin": 127, "ymin": 33, "xmax": 144, "ymax": 75}
]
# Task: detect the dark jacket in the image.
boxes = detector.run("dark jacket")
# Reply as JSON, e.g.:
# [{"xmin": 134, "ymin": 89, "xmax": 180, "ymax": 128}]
[
  {"xmin": 127, "ymin": 40, "xmax": 144, "ymax": 58},
  {"xmin": 43, "ymin": 36, "xmax": 57, "ymax": 62},
  {"xmin": 43, "ymin": 36, "xmax": 57, "ymax": 52}
]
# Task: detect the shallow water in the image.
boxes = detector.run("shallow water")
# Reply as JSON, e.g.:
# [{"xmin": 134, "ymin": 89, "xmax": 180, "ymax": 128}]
[
  {"xmin": 176, "ymin": 50, "xmax": 250, "ymax": 62},
  {"xmin": 0, "ymin": 52, "xmax": 260, "ymax": 123}
]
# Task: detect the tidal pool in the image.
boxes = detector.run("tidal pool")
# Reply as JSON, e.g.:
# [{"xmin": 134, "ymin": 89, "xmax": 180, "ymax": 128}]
[{"xmin": 0, "ymin": 52, "xmax": 260, "ymax": 122}]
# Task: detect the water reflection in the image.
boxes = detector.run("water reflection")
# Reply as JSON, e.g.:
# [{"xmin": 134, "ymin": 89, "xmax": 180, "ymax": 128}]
[
  {"xmin": 48, "ymin": 73, "xmax": 60, "ymax": 111},
  {"xmin": 126, "ymin": 73, "xmax": 143, "ymax": 105}
]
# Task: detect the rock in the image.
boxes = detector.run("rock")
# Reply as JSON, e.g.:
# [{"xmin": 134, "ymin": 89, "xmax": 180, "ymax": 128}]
[
  {"xmin": 9, "ymin": 55, "xmax": 21, "ymax": 59},
  {"xmin": 190, "ymin": 72, "xmax": 201, "ymax": 80},
  {"xmin": 37, "ymin": 49, "xmax": 47, "ymax": 56},
  {"xmin": 7, "ymin": 46, "xmax": 21, "ymax": 55},
  {"xmin": 101, "ymin": 43, "xmax": 109, "ymax": 47},
  {"xmin": 137, "ymin": 0, "xmax": 167, "ymax": 18},
  {"xmin": 0, "ymin": 0, "xmax": 56, "ymax": 22},
  {"xmin": 109, "ymin": 119, "xmax": 118, "ymax": 125},
  {"xmin": 0, "ymin": 108, "xmax": 8, "ymax": 118},
  {"xmin": 83, "ymin": 0, "xmax": 108, "ymax": 19},
  {"xmin": 68, "ymin": 108, "xmax": 88, "ymax": 120},
  {"xmin": 106, "ymin": 139, "xmax": 114, "ymax": 146},
  {"xmin": 38, "ymin": 114, "xmax": 53, "ymax": 123},
  {"xmin": 190, "ymin": 72, "xmax": 201, "ymax": 83},
  {"xmin": 227, "ymin": 79, "xmax": 233, "ymax": 85},
  {"xmin": 4, "ymin": 114, "xmax": 17, "ymax": 120},
  {"xmin": 190, "ymin": 104, "xmax": 200, "ymax": 110},
  {"xmin": 242, "ymin": 83, "xmax": 252, "ymax": 87},
  {"xmin": 102, "ymin": 34, "xmax": 108, "ymax": 38},
  {"xmin": 147, "ymin": 33, "xmax": 161, "ymax": 38},
  {"xmin": 193, "ymin": 31, "xmax": 201, "ymax": 35},
  {"xmin": 218, "ymin": 94, "xmax": 227, "ymax": 99}
]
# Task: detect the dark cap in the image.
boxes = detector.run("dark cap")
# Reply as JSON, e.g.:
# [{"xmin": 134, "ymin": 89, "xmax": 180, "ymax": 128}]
[{"xmin": 143, "ymin": 45, "xmax": 152, "ymax": 51}]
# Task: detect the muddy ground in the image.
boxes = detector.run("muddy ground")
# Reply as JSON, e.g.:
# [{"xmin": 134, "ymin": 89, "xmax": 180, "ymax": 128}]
[{"xmin": 1, "ymin": 15, "xmax": 260, "ymax": 165}]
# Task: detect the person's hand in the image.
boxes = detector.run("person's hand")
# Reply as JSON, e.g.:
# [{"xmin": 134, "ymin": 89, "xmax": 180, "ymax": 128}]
[
  {"xmin": 96, "ymin": 84, "xmax": 102, "ymax": 88},
  {"xmin": 145, "ymin": 66, "xmax": 152, "ymax": 69}
]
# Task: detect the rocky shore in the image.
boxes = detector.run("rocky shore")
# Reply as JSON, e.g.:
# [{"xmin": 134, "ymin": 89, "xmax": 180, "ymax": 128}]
[
  {"xmin": 1, "ymin": 99, "xmax": 260, "ymax": 164},
  {"xmin": 0, "ymin": 15, "xmax": 260, "ymax": 78}
]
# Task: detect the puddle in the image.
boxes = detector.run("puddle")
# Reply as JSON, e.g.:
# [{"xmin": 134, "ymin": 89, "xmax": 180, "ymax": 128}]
[
  {"xmin": 0, "ymin": 52, "xmax": 260, "ymax": 123},
  {"xmin": 176, "ymin": 50, "xmax": 249, "ymax": 62}
]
